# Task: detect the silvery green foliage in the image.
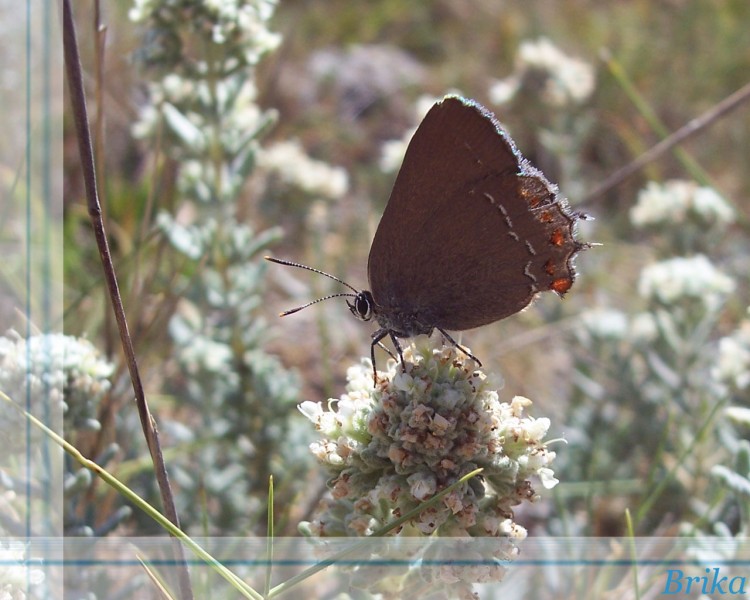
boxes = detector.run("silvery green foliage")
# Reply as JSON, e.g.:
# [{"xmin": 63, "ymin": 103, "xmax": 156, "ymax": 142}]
[
  {"xmin": 129, "ymin": 0, "xmax": 335, "ymax": 532},
  {"xmin": 0, "ymin": 332, "xmax": 128, "ymax": 539},
  {"xmin": 562, "ymin": 180, "xmax": 741, "ymax": 534},
  {"xmin": 161, "ymin": 219, "xmax": 301, "ymax": 522},
  {"xmin": 0, "ymin": 332, "xmax": 113, "ymax": 450},
  {"xmin": 680, "ymin": 439, "xmax": 749, "ymax": 576},
  {"xmin": 681, "ymin": 311, "xmax": 750, "ymax": 541},
  {"xmin": 712, "ymin": 308, "xmax": 750, "ymax": 396},
  {"xmin": 131, "ymin": 1, "xmax": 281, "ymax": 206}
]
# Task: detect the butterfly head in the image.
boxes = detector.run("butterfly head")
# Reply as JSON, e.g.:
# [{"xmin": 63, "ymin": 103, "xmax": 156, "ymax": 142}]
[{"xmin": 347, "ymin": 290, "xmax": 375, "ymax": 322}]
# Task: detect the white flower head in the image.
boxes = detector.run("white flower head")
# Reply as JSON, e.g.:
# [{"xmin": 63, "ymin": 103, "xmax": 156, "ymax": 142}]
[
  {"xmin": 490, "ymin": 37, "xmax": 595, "ymax": 107},
  {"xmin": 579, "ymin": 308, "xmax": 628, "ymax": 341},
  {"xmin": 133, "ymin": 0, "xmax": 281, "ymax": 59},
  {"xmin": 630, "ymin": 180, "xmax": 735, "ymax": 230},
  {"xmin": 0, "ymin": 333, "xmax": 114, "ymax": 443},
  {"xmin": 301, "ymin": 335, "xmax": 557, "ymax": 540},
  {"xmin": 258, "ymin": 140, "xmax": 349, "ymax": 199},
  {"xmin": 638, "ymin": 255, "xmax": 735, "ymax": 311},
  {"xmin": 379, "ymin": 136, "xmax": 413, "ymax": 173},
  {"xmin": 129, "ymin": 0, "xmax": 158, "ymax": 22},
  {"xmin": 628, "ymin": 312, "xmax": 659, "ymax": 345},
  {"xmin": 712, "ymin": 317, "xmax": 750, "ymax": 390},
  {"xmin": 0, "ymin": 541, "xmax": 45, "ymax": 598},
  {"xmin": 488, "ymin": 75, "xmax": 521, "ymax": 105}
]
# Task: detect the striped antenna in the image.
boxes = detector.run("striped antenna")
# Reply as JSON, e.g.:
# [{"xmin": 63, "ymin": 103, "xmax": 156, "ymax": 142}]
[{"xmin": 264, "ymin": 256, "xmax": 360, "ymax": 316}]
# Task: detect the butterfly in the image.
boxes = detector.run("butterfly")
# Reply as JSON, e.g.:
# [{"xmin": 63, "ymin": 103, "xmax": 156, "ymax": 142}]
[{"xmin": 267, "ymin": 95, "xmax": 588, "ymax": 381}]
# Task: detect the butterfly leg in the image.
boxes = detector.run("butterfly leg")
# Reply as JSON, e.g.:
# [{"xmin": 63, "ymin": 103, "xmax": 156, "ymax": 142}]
[
  {"xmin": 370, "ymin": 329, "xmax": 391, "ymax": 383},
  {"xmin": 377, "ymin": 341, "xmax": 397, "ymax": 361},
  {"xmin": 389, "ymin": 332, "xmax": 407, "ymax": 372},
  {"xmin": 436, "ymin": 328, "xmax": 483, "ymax": 367}
]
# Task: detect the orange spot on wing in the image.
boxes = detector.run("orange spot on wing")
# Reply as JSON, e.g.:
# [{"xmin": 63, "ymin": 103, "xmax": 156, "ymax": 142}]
[
  {"xmin": 550, "ymin": 229, "xmax": 565, "ymax": 246},
  {"xmin": 551, "ymin": 277, "xmax": 573, "ymax": 294}
]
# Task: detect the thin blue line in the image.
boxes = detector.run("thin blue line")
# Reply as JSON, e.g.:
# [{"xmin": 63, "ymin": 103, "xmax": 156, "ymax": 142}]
[
  {"xmin": 6, "ymin": 559, "xmax": 750, "ymax": 567},
  {"xmin": 42, "ymin": 0, "xmax": 53, "ymax": 541},
  {"xmin": 24, "ymin": 0, "xmax": 33, "ymax": 546}
]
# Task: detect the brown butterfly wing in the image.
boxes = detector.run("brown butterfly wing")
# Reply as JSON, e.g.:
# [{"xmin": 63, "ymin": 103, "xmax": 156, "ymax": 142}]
[{"xmin": 367, "ymin": 96, "xmax": 584, "ymax": 331}]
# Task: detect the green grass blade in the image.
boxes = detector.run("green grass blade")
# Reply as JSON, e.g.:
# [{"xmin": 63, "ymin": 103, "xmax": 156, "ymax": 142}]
[
  {"xmin": 0, "ymin": 390, "xmax": 263, "ymax": 600},
  {"xmin": 265, "ymin": 475, "xmax": 274, "ymax": 598},
  {"xmin": 269, "ymin": 468, "xmax": 484, "ymax": 598}
]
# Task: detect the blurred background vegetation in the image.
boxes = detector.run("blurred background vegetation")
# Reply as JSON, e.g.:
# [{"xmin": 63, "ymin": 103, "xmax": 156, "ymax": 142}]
[{"xmin": 50, "ymin": 0, "xmax": 749, "ymax": 554}]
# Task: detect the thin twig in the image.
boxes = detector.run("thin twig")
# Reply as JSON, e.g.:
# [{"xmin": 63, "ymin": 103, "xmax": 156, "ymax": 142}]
[
  {"xmin": 581, "ymin": 80, "xmax": 750, "ymax": 206},
  {"xmin": 62, "ymin": 3, "xmax": 193, "ymax": 599}
]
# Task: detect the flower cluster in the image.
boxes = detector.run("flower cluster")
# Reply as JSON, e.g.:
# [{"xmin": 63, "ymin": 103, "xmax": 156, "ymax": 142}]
[
  {"xmin": 630, "ymin": 180, "xmax": 735, "ymax": 230},
  {"xmin": 489, "ymin": 37, "xmax": 595, "ymax": 108},
  {"xmin": 300, "ymin": 335, "xmax": 557, "ymax": 539},
  {"xmin": 0, "ymin": 541, "xmax": 45, "ymax": 600},
  {"xmin": 638, "ymin": 255, "xmax": 735, "ymax": 312},
  {"xmin": 257, "ymin": 140, "xmax": 349, "ymax": 199},
  {"xmin": 0, "ymin": 332, "xmax": 113, "ymax": 446},
  {"xmin": 577, "ymin": 308, "xmax": 662, "ymax": 354},
  {"xmin": 712, "ymin": 308, "xmax": 750, "ymax": 392},
  {"xmin": 579, "ymin": 308, "xmax": 629, "ymax": 342},
  {"xmin": 130, "ymin": 0, "xmax": 281, "ymax": 65}
]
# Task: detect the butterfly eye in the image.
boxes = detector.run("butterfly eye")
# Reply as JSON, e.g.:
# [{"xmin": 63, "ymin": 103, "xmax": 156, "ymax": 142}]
[{"xmin": 350, "ymin": 291, "xmax": 373, "ymax": 322}]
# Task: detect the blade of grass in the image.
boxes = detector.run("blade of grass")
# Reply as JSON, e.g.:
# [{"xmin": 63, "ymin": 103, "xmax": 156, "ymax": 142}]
[
  {"xmin": 624, "ymin": 509, "xmax": 641, "ymax": 600},
  {"xmin": 603, "ymin": 49, "xmax": 713, "ymax": 186},
  {"xmin": 635, "ymin": 398, "xmax": 725, "ymax": 525},
  {"xmin": 137, "ymin": 554, "xmax": 179, "ymax": 600},
  {"xmin": 268, "ymin": 468, "xmax": 484, "ymax": 598},
  {"xmin": 582, "ymin": 56, "xmax": 750, "ymax": 205},
  {"xmin": 0, "ymin": 389, "xmax": 263, "ymax": 600},
  {"xmin": 265, "ymin": 475, "xmax": 274, "ymax": 598}
]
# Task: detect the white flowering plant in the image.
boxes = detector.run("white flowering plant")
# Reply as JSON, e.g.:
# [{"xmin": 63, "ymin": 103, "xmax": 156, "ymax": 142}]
[
  {"xmin": 0, "ymin": 332, "xmax": 113, "ymax": 442},
  {"xmin": 48, "ymin": 0, "xmax": 750, "ymax": 597},
  {"xmin": 298, "ymin": 335, "xmax": 557, "ymax": 594},
  {"xmin": 563, "ymin": 177, "xmax": 745, "ymax": 536},
  {"xmin": 489, "ymin": 37, "xmax": 595, "ymax": 109},
  {"xmin": 126, "ymin": 0, "xmax": 347, "ymax": 534},
  {"xmin": 630, "ymin": 180, "xmax": 736, "ymax": 254},
  {"xmin": 0, "ymin": 332, "xmax": 129, "ymax": 539},
  {"xmin": 713, "ymin": 309, "xmax": 750, "ymax": 394},
  {"xmin": 0, "ymin": 541, "xmax": 45, "ymax": 600}
]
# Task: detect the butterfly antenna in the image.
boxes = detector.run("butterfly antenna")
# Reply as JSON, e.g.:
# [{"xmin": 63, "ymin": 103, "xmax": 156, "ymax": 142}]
[
  {"xmin": 279, "ymin": 293, "xmax": 357, "ymax": 317},
  {"xmin": 264, "ymin": 256, "xmax": 360, "ymax": 294}
]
